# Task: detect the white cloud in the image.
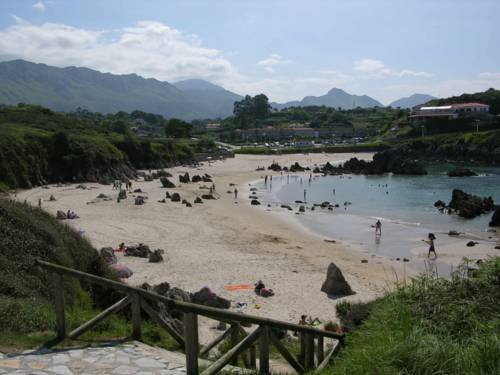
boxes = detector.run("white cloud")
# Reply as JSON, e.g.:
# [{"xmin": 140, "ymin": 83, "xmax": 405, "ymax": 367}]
[
  {"xmin": 256, "ymin": 53, "xmax": 289, "ymax": 73},
  {"xmin": 32, "ymin": 1, "xmax": 46, "ymax": 12},
  {"xmin": 0, "ymin": 19, "xmax": 239, "ymax": 84},
  {"xmin": 354, "ymin": 58, "xmax": 431, "ymax": 78},
  {"xmin": 479, "ymin": 72, "xmax": 500, "ymax": 79}
]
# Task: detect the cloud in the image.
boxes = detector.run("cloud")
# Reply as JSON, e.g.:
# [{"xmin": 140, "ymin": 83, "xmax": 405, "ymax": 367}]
[
  {"xmin": 256, "ymin": 54, "xmax": 289, "ymax": 73},
  {"xmin": 479, "ymin": 72, "xmax": 500, "ymax": 79},
  {"xmin": 32, "ymin": 1, "xmax": 46, "ymax": 12},
  {"xmin": 354, "ymin": 58, "xmax": 431, "ymax": 78},
  {"xmin": 0, "ymin": 19, "xmax": 239, "ymax": 83}
]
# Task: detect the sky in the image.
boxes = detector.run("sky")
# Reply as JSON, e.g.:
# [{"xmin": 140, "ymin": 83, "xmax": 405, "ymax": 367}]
[{"xmin": 0, "ymin": 0, "xmax": 499, "ymax": 104}]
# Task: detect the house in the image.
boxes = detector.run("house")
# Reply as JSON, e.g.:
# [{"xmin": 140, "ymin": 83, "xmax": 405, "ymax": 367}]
[
  {"xmin": 411, "ymin": 103, "xmax": 489, "ymax": 120},
  {"xmin": 205, "ymin": 123, "xmax": 221, "ymax": 131}
]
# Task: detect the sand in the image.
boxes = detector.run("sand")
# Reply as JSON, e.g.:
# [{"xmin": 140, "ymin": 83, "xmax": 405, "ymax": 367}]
[{"xmin": 15, "ymin": 153, "xmax": 498, "ymax": 342}]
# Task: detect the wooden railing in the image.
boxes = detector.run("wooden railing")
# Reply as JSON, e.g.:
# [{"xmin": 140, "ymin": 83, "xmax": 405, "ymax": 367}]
[{"xmin": 36, "ymin": 260, "xmax": 344, "ymax": 374}]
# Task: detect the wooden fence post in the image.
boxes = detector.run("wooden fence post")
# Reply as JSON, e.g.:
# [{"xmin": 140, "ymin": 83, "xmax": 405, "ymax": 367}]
[
  {"xmin": 317, "ymin": 335, "xmax": 324, "ymax": 365},
  {"xmin": 131, "ymin": 293, "xmax": 141, "ymax": 340},
  {"xmin": 53, "ymin": 274, "xmax": 65, "ymax": 340},
  {"xmin": 304, "ymin": 333, "xmax": 315, "ymax": 369},
  {"xmin": 183, "ymin": 312, "xmax": 199, "ymax": 375},
  {"xmin": 250, "ymin": 345, "xmax": 257, "ymax": 369},
  {"xmin": 259, "ymin": 325, "xmax": 270, "ymax": 374},
  {"xmin": 230, "ymin": 324, "xmax": 239, "ymax": 366}
]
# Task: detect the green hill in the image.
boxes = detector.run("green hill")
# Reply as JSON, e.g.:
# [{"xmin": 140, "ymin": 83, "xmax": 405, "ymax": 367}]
[{"xmin": 0, "ymin": 60, "xmax": 241, "ymax": 120}]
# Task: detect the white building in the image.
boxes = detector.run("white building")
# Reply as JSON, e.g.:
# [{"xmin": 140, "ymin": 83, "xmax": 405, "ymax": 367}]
[{"xmin": 411, "ymin": 102, "xmax": 489, "ymax": 119}]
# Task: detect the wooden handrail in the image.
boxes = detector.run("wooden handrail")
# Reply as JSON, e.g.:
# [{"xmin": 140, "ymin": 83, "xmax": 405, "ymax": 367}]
[{"xmin": 36, "ymin": 259, "xmax": 344, "ymax": 340}]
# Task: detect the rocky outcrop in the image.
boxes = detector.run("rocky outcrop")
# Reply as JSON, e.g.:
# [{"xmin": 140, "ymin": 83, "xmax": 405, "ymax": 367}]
[
  {"xmin": 290, "ymin": 162, "xmax": 309, "ymax": 172},
  {"xmin": 134, "ymin": 196, "xmax": 145, "ymax": 205},
  {"xmin": 160, "ymin": 177, "xmax": 176, "ymax": 188},
  {"xmin": 321, "ymin": 262, "xmax": 354, "ymax": 297},
  {"xmin": 125, "ymin": 243, "xmax": 151, "ymax": 258},
  {"xmin": 194, "ymin": 197, "xmax": 203, "ymax": 204},
  {"xmin": 448, "ymin": 168, "xmax": 478, "ymax": 177},
  {"xmin": 179, "ymin": 172, "xmax": 190, "ymax": 184},
  {"xmin": 251, "ymin": 199, "xmax": 261, "ymax": 205},
  {"xmin": 448, "ymin": 189, "xmax": 495, "ymax": 218},
  {"xmin": 56, "ymin": 210, "xmax": 66, "ymax": 220},
  {"xmin": 490, "ymin": 208, "xmax": 500, "ymax": 227},
  {"xmin": 268, "ymin": 162, "xmax": 282, "ymax": 171},
  {"xmin": 202, "ymin": 194, "xmax": 216, "ymax": 200},
  {"xmin": 100, "ymin": 247, "xmax": 117, "ymax": 265},
  {"xmin": 148, "ymin": 249, "xmax": 164, "ymax": 263},
  {"xmin": 191, "ymin": 287, "xmax": 231, "ymax": 309},
  {"xmin": 170, "ymin": 193, "xmax": 181, "ymax": 202}
]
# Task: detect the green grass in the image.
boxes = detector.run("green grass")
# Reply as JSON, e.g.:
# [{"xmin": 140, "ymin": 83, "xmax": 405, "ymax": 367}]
[
  {"xmin": 321, "ymin": 258, "xmax": 500, "ymax": 374},
  {"xmin": 234, "ymin": 142, "xmax": 389, "ymax": 155}
]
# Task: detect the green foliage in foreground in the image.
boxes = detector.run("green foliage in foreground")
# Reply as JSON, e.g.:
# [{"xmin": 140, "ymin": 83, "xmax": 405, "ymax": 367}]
[
  {"xmin": 323, "ymin": 258, "xmax": 500, "ymax": 374},
  {"xmin": 0, "ymin": 198, "xmax": 177, "ymax": 352}
]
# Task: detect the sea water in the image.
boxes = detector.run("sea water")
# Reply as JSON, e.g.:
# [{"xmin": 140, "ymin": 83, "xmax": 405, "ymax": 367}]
[{"xmin": 254, "ymin": 164, "xmax": 500, "ymax": 274}]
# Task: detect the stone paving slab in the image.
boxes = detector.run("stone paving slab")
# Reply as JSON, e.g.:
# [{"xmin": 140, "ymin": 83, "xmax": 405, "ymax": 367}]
[{"xmin": 0, "ymin": 341, "xmax": 192, "ymax": 375}]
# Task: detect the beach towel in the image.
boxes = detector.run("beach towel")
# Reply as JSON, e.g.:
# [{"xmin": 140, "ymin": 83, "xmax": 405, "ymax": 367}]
[{"xmin": 224, "ymin": 284, "xmax": 253, "ymax": 291}]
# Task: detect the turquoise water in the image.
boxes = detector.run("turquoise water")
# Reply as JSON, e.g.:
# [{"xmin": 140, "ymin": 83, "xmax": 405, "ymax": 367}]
[{"xmin": 254, "ymin": 165, "xmax": 500, "ymax": 272}]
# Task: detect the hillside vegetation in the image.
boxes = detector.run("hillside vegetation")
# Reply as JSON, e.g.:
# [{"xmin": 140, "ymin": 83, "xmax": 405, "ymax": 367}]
[
  {"xmin": 0, "ymin": 198, "xmax": 176, "ymax": 351},
  {"xmin": 0, "ymin": 104, "xmax": 195, "ymax": 190},
  {"xmin": 427, "ymin": 88, "xmax": 500, "ymax": 115},
  {"xmin": 325, "ymin": 257, "xmax": 500, "ymax": 374}
]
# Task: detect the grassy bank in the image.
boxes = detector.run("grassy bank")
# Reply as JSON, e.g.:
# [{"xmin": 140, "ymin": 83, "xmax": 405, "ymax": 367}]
[
  {"xmin": 0, "ymin": 198, "xmax": 176, "ymax": 352},
  {"xmin": 323, "ymin": 258, "xmax": 500, "ymax": 374}
]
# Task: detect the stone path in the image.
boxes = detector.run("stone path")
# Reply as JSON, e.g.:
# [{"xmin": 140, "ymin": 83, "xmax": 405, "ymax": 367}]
[{"xmin": 0, "ymin": 341, "xmax": 197, "ymax": 375}]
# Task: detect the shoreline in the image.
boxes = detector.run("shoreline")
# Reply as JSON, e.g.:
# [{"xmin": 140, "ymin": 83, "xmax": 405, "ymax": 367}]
[{"xmin": 12, "ymin": 153, "xmax": 433, "ymax": 341}]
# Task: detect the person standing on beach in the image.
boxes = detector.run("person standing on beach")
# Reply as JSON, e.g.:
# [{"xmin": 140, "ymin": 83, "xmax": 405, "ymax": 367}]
[
  {"xmin": 375, "ymin": 220, "xmax": 382, "ymax": 235},
  {"xmin": 38, "ymin": 198, "xmax": 42, "ymax": 208},
  {"xmin": 234, "ymin": 188, "xmax": 238, "ymax": 199},
  {"xmin": 423, "ymin": 233, "xmax": 437, "ymax": 258},
  {"xmin": 304, "ymin": 189, "xmax": 307, "ymax": 202},
  {"xmin": 265, "ymin": 175, "xmax": 268, "ymax": 184}
]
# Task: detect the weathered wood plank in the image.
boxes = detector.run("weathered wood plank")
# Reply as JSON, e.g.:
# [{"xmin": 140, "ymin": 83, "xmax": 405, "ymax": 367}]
[
  {"xmin": 305, "ymin": 333, "xmax": 315, "ymax": 369},
  {"xmin": 259, "ymin": 326, "xmax": 270, "ymax": 374},
  {"xmin": 315, "ymin": 340, "xmax": 341, "ymax": 372},
  {"xmin": 230, "ymin": 324, "xmax": 240, "ymax": 366},
  {"xmin": 53, "ymin": 274, "xmax": 65, "ymax": 340},
  {"xmin": 140, "ymin": 299, "xmax": 185, "ymax": 348},
  {"xmin": 317, "ymin": 335, "xmax": 324, "ymax": 365},
  {"xmin": 201, "ymin": 327, "xmax": 262, "ymax": 375},
  {"xmin": 299, "ymin": 333, "xmax": 306, "ymax": 365},
  {"xmin": 131, "ymin": 292, "xmax": 141, "ymax": 340},
  {"xmin": 68, "ymin": 296, "xmax": 130, "ymax": 340},
  {"xmin": 36, "ymin": 260, "xmax": 344, "ymax": 340},
  {"xmin": 184, "ymin": 312, "xmax": 199, "ymax": 375},
  {"xmin": 250, "ymin": 344, "xmax": 257, "ymax": 369},
  {"xmin": 269, "ymin": 330, "xmax": 305, "ymax": 374}
]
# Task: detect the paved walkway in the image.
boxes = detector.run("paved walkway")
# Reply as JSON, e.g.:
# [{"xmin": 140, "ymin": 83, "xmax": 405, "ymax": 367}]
[{"xmin": 0, "ymin": 341, "xmax": 196, "ymax": 375}]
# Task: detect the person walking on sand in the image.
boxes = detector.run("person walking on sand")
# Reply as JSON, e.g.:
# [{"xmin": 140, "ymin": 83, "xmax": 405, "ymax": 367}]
[
  {"xmin": 375, "ymin": 220, "xmax": 382, "ymax": 235},
  {"xmin": 423, "ymin": 233, "xmax": 437, "ymax": 258},
  {"xmin": 304, "ymin": 189, "xmax": 307, "ymax": 202},
  {"xmin": 265, "ymin": 175, "xmax": 268, "ymax": 184},
  {"xmin": 234, "ymin": 188, "xmax": 238, "ymax": 199},
  {"xmin": 38, "ymin": 198, "xmax": 42, "ymax": 208}
]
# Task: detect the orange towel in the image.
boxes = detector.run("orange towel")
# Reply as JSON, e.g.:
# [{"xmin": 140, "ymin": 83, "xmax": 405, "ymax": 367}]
[{"xmin": 223, "ymin": 284, "xmax": 253, "ymax": 291}]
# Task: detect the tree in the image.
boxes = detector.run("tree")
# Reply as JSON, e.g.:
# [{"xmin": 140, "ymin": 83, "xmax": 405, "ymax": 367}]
[
  {"xmin": 164, "ymin": 118, "xmax": 192, "ymax": 138},
  {"xmin": 253, "ymin": 94, "xmax": 271, "ymax": 120},
  {"xmin": 233, "ymin": 94, "xmax": 271, "ymax": 128},
  {"xmin": 109, "ymin": 120, "xmax": 130, "ymax": 135}
]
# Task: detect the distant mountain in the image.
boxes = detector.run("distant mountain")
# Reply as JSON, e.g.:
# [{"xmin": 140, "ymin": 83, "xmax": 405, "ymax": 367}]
[
  {"xmin": 0, "ymin": 60, "xmax": 241, "ymax": 120},
  {"xmin": 389, "ymin": 94, "xmax": 436, "ymax": 109},
  {"xmin": 174, "ymin": 79, "xmax": 242, "ymax": 119},
  {"xmin": 272, "ymin": 88, "xmax": 383, "ymax": 110}
]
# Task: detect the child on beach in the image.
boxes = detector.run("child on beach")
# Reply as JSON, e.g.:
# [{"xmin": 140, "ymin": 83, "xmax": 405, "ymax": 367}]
[
  {"xmin": 375, "ymin": 220, "xmax": 382, "ymax": 235},
  {"xmin": 423, "ymin": 233, "xmax": 437, "ymax": 258}
]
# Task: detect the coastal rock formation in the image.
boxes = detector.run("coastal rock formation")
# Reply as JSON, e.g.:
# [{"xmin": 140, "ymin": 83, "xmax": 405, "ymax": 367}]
[
  {"xmin": 448, "ymin": 189, "xmax": 495, "ymax": 218},
  {"xmin": 490, "ymin": 208, "xmax": 500, "ymax": 227},
  {"xmin": 268, "ymin": 162, "xmax": 282, "ymax": 171},
  {"xmin": 179, "ymin": 172, "xmax": 190, "ymax": 183},
  {"xmin": 191, "ymin": 287, "xmax": 231, "ymax": 309},
  {"xmin": 156, "ymin": 170, "xmax": 172, "ymax": 178},
  {"xmin": 448, "ymin": 168, "xmax": 478, "ymax": 177},
  {"xmin": 191, "ymin": 175, "xmax": 202, "ymax": 183},
  {"xmin": 125, "ymin": 243, "xmax": 151, "ymax": 258},
  {"xmin": 134, "ymin": 196, "xmax": 145, "ymax": 205},
  {"xmin": 56, "ymin": 210, "xmax": 66, "ymax": 220},
  {"xmin": 202, "ymin": 194, "xmax": 216, "ymax": 200},
  {"xmin": 290, "ymin": 162, "xmax": 308, "ymax": 172},
  {"xmin": 171, "ymin": 193, "xmax": 181, "ymax": 202},
  {"xmin": 251, "ymin": 199, "xmax": 261, "ymax": 205},
  {"xmin": 49, "ymin": 195, "xmax": 56, "ymax": 201},
  {"xmin": 148, "ymin": 249, "xmax": 164, "ymax": 263},
  {"xmin": 160, "ymin": 177, "xmax": 176, "ymax": 188},
  {"xmin": 194, "ymin": 197, "xmax": 203, "ymax": 204},
  {"xmin": 321, "ymin": 262, "xmax": 354, "ymax": 297}
]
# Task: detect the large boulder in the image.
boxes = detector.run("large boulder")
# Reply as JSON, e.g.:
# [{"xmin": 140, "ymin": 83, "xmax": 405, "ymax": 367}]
[
  {"xmin": 100, "ymin": 247, "xmax": 117, "ymax": 265},
  {"xmin": 134, "ymin": 196, "xmax": 145, "ymax": 205},
  {"xmin": 290, "ymin": 162, "xmax": 307, "ymax": 172},
  {"xmin": 179, "ymin": 172, "xmax": 190, "ymax": 184},
  {"xmin": 448, "ymin": 189, "xmax": 495, "ymax": 218},
  {"xmin": 149, "ymin": 249, "xmax": 164, "ymax": 263},
  {"xmin": 160, "ymin": 177, "xmax": 176, "ymax": 188},
  {"xmin": 268, "ymin": 162, "xmax": 282, "ymax": 171},
  {"xmin": 194, "ymin": 197, "xmax": 203, "ymax": 204},
  {"xmin": 490, "ymin": 208, "xmax": 500, "ymax": 227},
  {"xmin": 191, "ymin": 175, "xmax": 202, "ymax": 183},
  {"xmin": 125, "ymin": 243, "xmax": 151, "ymax": 258},
  {"xmin": 202, "ymin": 194, "xmax": 216, "ymax": 200},
  {"xmin": 56, "ymin": 210, "xmax": 67, "ymax": 220},
  {"xmin": 171, "ymin": 193, "xmax": 181, "ymax": 202},
  {"xmin": 191, "ymin": 287, "xmax": 231, "ymax": 309},
  {"xmin": 321, "ymin": 262, "xmax": 354, "ymax": 297}
]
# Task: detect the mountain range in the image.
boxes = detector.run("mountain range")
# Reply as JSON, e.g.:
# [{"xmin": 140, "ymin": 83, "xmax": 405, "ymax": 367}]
[
  {"xmin": 272, "ymin": 88, "xmax": 383, "ymax": 110},
  {"xmin": 388, "ymin": 94, "xmax": 436, "ymax": 109},
  {"xmin": 0, "ymin": 59, "xmax": 436, "ymax": 120},
  {"xmin": 0, "ymin": 60, "xmax": 241, "ymax": 120}
]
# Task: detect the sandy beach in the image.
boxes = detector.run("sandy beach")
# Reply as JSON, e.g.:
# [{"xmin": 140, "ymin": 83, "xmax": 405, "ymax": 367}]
[{"xmin": 15, "ymin": 152, "xmax": 498, "ymax": 342}]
